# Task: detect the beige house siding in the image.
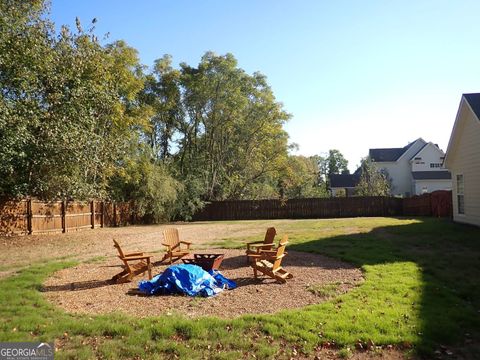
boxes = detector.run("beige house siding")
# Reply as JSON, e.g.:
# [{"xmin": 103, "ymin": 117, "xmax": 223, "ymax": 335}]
[{"xmin": 446, "ymin": 105, "xmax": 480, "ymax": 226}]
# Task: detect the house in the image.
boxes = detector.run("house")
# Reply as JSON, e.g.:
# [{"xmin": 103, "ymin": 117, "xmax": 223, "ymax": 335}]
[
  {"xmin": 370, "ymin": 138, "xmax": 452, "ymax": 197},
  {"xmin": 329, "ymin": 169, "xmax": 361, "ymax": 197},
  {"xmin": 444, "ymin": 93, "xmax": 480, "ymax": 227}
]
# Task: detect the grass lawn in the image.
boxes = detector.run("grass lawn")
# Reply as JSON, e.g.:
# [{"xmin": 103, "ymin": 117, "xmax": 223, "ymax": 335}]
[{"xmin": 0, "ymin": 217, "xmax": 479, "ymax": 359}]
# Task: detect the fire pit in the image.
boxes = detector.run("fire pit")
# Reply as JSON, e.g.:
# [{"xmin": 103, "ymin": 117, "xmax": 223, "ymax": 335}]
[{"xmin": 182, "ymin": 253, "xmax": 225, "ymax": 271}]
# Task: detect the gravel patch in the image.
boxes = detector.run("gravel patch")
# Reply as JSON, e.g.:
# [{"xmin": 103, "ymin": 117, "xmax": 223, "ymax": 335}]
[{"xmin": 42, "ymin": 249, "xmax": 363, "ymax": 319}]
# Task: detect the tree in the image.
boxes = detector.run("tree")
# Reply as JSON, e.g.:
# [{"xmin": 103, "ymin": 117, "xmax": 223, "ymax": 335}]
[
  {"xmin": 279, "ymin": 155, "xmax": 328, "ymax": 198},
  {"xmin": 108, "ymin": 140, "xmax": 180, "ymax": 222},
  {"xmin": 141, "ymin": 54, "xmax": 182, "ymax": 160},
  {"xmin": 0, "ymin": 0, "xmax": 148, "ymax": 199},
  {"xmin": 0, "ymin": 2, "xmax": 299, "ymax": 220},
  {"xmin": 326, "ymin": 149, "xmax": 349, "ymax": 177},
  {"xmin": 317, "ymin": 149, "xmax": 349, "ymax": 188},
  {"xmin": 355, "ymin": 157, "xmax": 391, "ymax": 196},
  {"xmin": 175, "ymin": 52, "xmax": 291, "ymax": 201}
]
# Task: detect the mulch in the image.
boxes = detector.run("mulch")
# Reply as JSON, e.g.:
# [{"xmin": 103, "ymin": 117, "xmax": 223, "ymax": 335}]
[{"xmin": 42, "ymin": 249, "xmax": 363, "ymax": 319}]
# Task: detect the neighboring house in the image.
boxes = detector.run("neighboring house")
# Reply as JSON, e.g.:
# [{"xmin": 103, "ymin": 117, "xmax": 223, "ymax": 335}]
[
  {"xmin": 370, "ymin": 138, "xmax": 452, "ymax": 197},
  {"xmin": 444, "ymin": 93, "xmax": 480, "ymax": 227},
  {"xmin": 329, "ymin": 168, "xmax": 361, "ymax": 197}
]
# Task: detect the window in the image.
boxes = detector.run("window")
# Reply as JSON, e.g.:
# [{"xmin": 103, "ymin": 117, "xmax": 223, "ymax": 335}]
[
  {"xmin": 414, "ymin": 157, "xmax": 422, "ymax": 160},
  {"xmin": 430, "ymin": 163, "xmax": 442, "ymax": 168},
  {"xmin": 456, "ymin": 174, "xmax": 464, "ymax": 214},
  {"xmin": 422, "ymin": 186, "xmax": 428, "ymax": 194}
]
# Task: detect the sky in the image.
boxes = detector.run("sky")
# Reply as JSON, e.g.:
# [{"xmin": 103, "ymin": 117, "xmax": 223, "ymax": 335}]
[{"xmin": 50, "ymin": 0, "xmax": 480, "ymax": 171}]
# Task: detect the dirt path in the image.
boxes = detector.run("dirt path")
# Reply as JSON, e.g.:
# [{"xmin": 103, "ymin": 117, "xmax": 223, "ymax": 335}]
[{"xmin": 0, "ymin": 220, "xmax": 309, "ymax": 277}]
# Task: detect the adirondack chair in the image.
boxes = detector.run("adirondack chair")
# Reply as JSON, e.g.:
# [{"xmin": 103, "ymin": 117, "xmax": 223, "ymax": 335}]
[
  {"xmin": 111, "ymin": 239, "xmax": 153, "ymax": 284},
  {"xmin": 248, "ymin": 235, "xmax": 293, "ymax": 283},
  {"xmin": 246, "ymin": 227, "xmax": 277, "ymax": 260},
  {"xmin": 160, "ymin": 228, "xmax": 192, "ymax": 264}
]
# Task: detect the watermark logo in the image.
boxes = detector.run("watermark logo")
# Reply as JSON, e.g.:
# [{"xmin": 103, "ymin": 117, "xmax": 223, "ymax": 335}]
[{"xmin": 0, "ymin": 342, "xmax": 54, "ymax": 360}]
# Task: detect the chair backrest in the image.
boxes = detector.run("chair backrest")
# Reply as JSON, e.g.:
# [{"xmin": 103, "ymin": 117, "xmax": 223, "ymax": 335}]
[
  {"xmin": 272, "ymin": 235, "xmax": 289, "ymax": 270},
  {"xmin": 113, "ymin": 239, "xmax": 125, "ymax": 258},
  {"xmin": 263, "ymin": 227, "xmax": 276, "ymax": 247},
  {"xmin": 163, "ymin": 228, "xmax": 180, "ymax": 247}
]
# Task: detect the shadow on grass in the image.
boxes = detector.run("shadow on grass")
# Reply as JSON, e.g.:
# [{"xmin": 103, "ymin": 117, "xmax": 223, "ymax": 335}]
[
  {"xmin": 41, "ymin": 279, "xmax": 112, "ymax": 292},
  {"xmin": 288, "ymin": 217, "xmax": 480, "ymax": 357}
]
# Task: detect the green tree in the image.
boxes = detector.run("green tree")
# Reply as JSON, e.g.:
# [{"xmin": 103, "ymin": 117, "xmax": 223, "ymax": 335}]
[
  {"xmin": 141, "ymin": 54, "xmax": 182, "ymax": 160},
  {"xmin": 355, "ymin": 157, "xmax": 391, "ymax": 196},
  {"xmin": 327, "ymin": 149, "xmax": 349, "ymax": 177},
  {"xmin": 280, "ymin": 155, "xmax": 328, "ymax": 198},
  {"xmin": 317, "ymin": 149, "xmax": 349, "ymax": 188},
  {"xmin": 0, "ymin": 0, "xmax": 148, "ymax": 199},
  {"xmin": 108, "ymin": 140, "xmax": 179, "ymax": 222},
  {"xmin": 176, "ymin": 52, "xmax": 291, "ymax": 201}
]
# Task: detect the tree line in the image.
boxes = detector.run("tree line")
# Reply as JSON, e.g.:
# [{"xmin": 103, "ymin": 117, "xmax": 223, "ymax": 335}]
[{"xmin": 0, "ymin": 0, "xmax": 388, "ymax": 221}]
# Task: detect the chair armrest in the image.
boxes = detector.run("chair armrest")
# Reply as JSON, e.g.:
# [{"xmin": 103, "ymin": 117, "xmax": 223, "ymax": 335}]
[
  {"xmin": 246, "ymin": 240, "xmax": 263, "ymax": 246},
  {"xmin": 248, "ymin": 244, "xmax": 273, "ymax": 249},
  {"xmin": 259, "ymin": 250, "xmax": 277, "ymax": 254},
  {"xmin": 180, "ymin": 241, "xmax": 191, "ymax": 250},
  {"xmin": 161, "ymin": 243, "xmax": 172, "ymax": 250},
  {"xmin": 123, "ymin": 255, "xmax": 152, "ymax": 261},
  {"xmin": 124, "ymin": 252, "xmax": 144, "ymax": 256}
]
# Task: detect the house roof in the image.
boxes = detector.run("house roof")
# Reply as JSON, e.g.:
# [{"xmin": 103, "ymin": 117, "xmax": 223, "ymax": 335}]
[
  {"xmin": 445, "ymin": 93, "xmax": 480, "ymax": 167},
  {"xmin": 369, "ymin": 141, "xmax": 416, "ymax": 162},
  {"xmin": 463, "ymin": 93, "xmax": 480, "ymax": 120},
  {"xmin": 329, "ymin": 173, "xmax": 361, "ymax": 188},
  {"xmin": 411, "ymin": 171, "xmax": 452, "ymax": 180}
]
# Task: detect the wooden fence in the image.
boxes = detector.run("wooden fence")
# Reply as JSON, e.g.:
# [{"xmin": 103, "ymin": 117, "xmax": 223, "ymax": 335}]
[
  {"xmin": 0, "ymin": 199, "xmax": 136, "ymax": 236},
  {"xmin": 193, "ymin": 191, "xmax": 453, "ymax": 221},
  {"xmin": 0, "ymin": 191, "xmax": 452, "ymax": 235}
]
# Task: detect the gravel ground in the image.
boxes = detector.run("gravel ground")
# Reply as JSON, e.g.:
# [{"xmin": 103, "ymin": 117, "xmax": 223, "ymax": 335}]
[{"xmin": 42, "ymin": 249, "xmax": 363, "ymax": 319}]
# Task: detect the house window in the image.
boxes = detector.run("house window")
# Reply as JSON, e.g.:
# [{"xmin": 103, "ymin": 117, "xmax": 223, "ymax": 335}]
[
  {"xmin": 414, "ymin": 157, "xmax": 422, "ymax": 160},
  {"xmin": 456, "ymin": 174, "xmax": 464, "ymax": 214},
  {"xmin": 422, "ymin": 186, "xmax": 428, "ymax": 194},
  {"xmin": 430, "ymin": 163, "xmax": 442, "ymax": 168}
]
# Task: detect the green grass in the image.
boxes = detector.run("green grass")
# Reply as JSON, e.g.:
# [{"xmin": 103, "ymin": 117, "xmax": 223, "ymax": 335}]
[
  {"xmin": 307, "ymin": 282, "xmax": 342, "ymax": 297},
  {"xmin": 1, "ymin": 217, "xmax": 479, "ymax": 359}
]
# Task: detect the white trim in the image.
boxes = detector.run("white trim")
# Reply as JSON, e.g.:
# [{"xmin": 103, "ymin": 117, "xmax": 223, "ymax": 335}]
[
  {"xmin": 396, "ymin": 138, "xmax": 426, "ymax": 162},
  {"xmin": 455, "ymin": 173, "xmax": 465, "ymax": 215},
  {"xmin": 412, "ymin": 179, "xmax": 452, "ymax": 182}
]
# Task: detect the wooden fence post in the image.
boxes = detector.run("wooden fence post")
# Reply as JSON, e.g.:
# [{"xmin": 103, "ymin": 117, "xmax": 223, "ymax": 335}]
[
  {"xmin": 61, "ymin": 200, "xmax": 66, "ymax": 233},
  {"xmin": 101, "ymin": 201, "xmax": 105, "ymax": 228},
  {"xmin": 90, "ymin": 200, "xmax": 95, "ymax": 229},
  {"xmin": 113, "ymin": 202, "xmax": 117, "ymax": 227},
  {"xmin": 26, "ymin": 198, "xmax": 32, "ymax": 235}
]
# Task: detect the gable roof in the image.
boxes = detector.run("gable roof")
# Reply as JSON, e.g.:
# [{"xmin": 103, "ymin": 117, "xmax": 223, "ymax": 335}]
[
  {"xmin": 411, "ymin": 171, "xmax": 451, "ymax": 180},
  {"xmin": 369, "ymin": 141, "xmax": 416, "ymax": 162},
  {"xmin": 444, "ymin": 93, "xmax": 480, "ymax": 167},
  {"xmin": 463, "ymin": 93, "xmax": 480, "ymax": 120}
]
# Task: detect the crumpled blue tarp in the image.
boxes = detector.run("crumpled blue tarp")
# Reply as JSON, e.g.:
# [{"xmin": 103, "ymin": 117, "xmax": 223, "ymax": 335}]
[{"xmin": 138, "ymin": 264, "xmax": 236, "ymax": 297}]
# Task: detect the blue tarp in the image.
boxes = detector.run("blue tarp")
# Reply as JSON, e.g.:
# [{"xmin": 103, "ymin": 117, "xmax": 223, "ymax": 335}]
[{"xmin": 138, "ymin": 264, "xmax": 236, "ymax": 297}]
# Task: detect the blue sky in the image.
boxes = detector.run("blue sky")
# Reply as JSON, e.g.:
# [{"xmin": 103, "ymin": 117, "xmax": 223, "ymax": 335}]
[{"xmin": 51, "ymin": 1, "xmax": 480, "ymax": 171}]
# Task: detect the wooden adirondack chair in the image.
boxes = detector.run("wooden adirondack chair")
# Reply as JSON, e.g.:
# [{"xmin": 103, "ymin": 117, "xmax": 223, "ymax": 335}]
[
  {"xmin": 111, "ymin": 239, "xmax": 153, "ymax": 284},
  {"xmin": 160, "ymin": 228, "xmax": 192, "ymax": 264},
  {"xmin": 248, "ymin": 235, "xmax": 293, "ymax": 283},
  {"xmin": 246, "ymin": 227, "xmax": 277, "ymax": 260}
]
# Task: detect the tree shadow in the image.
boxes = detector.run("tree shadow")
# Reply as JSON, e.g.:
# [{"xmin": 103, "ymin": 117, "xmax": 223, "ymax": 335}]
[
  {"xmin": 41, "ymin": 279, "xmax": 112, "ymax": 292},
  {"xmin": 287, "ymin": 217, "xmax": 480, "ymax": 357}
]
